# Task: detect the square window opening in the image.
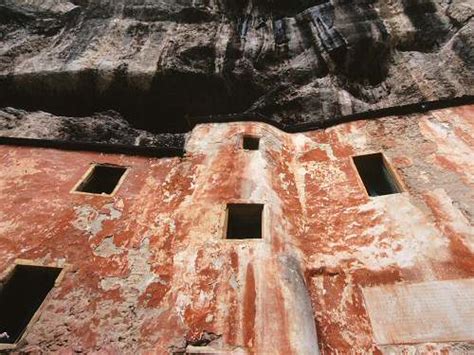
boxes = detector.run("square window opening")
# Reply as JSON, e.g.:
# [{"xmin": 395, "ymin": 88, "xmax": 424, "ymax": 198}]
[
  {"xmin": 75, "ymin": 164, "xmax": 127, "ymax": 195},
  {"xmin": 226, "ymin": 203, "xmax": 264, "ymax": 240},
  {"xmin": 352, "ymin": 153, "xmax": 402, "ymax": 197},
  {"xmin": 242, "ymin": 136, "xmax": 260, "ymax": 151},
  {"xmin": 0, "ymin": 265, "xmax": 62, "ymax": 345}
]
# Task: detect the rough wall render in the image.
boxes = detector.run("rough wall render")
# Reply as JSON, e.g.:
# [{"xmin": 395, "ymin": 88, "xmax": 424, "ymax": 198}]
[{"xmin": 0, "ymin": 104, "xmax": 473, "ymax": 353}]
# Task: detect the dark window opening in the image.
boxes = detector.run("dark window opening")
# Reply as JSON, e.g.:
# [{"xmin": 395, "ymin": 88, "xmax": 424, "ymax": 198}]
[
  {"xmin": 243, "ymin": 136, "xmax": 260, "ymax": 151},
  {"xmin": 226, "ymin": 204, "xmax": 264, "ymax": 239},
  {"xmin": 352, "ymin": 153, "xmax": 402, "ymax": 197},
  {"xmin": 0, "ymin": 265, "xmax": 62, "ymax": 345},
  {"xmin": 76, "ymin": 164, "xmax": 127, "ymax": 195}
]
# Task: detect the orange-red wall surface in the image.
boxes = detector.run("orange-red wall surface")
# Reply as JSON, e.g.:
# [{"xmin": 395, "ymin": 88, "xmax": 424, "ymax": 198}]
[{"xmin": 0, "ymin": 105, "xmax": 473, "ymax": 353}]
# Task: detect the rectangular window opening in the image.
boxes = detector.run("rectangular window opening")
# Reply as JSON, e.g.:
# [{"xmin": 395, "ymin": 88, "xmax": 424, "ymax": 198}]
[
  {"xmin": 226, "ymin": 203, "xmax": 264, "ymax": 240},
  {"xmin": 352, "ymin": 153, "xmax": 402, "ymax": 197},
  {"xmin": 75, "ymin": 164, "xmax": 127, "ymax": 195},
  {"xmin": 0, "ymin": 265, "xmax": 62, "ymax": 345},
  {"xmin": 242, "ymin": 136, "xmax": 260, "ymax": 151}
]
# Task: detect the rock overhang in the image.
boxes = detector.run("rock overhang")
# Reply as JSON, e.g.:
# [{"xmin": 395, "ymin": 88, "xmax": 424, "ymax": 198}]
[{"xmin": 0, "ymin": 0, "xmax": 472, "ymax": 137}]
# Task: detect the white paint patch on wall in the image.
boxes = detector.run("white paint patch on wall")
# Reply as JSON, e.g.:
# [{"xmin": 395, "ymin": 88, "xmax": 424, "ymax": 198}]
[{"xmin": 363, "ymin": 279, "xmax": 474, "ymax": 345}]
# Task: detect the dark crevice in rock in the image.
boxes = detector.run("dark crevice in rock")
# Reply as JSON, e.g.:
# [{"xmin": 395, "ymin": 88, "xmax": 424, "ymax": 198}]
[
  {"xmin": 0, "ymin": 69, "xmax": 265, "ymax": 134},
  {"xmin": 0, "ymin": 107, "xmax": 185, "ymax": 152}
]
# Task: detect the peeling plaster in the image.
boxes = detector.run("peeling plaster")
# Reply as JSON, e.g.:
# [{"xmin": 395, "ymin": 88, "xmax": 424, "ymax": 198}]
[{"xmin": 0, "ymin": 105, "xmax": 473, "ymax": 353}]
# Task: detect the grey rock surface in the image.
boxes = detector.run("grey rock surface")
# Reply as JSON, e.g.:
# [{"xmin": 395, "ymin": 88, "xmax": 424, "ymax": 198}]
[
  {"xmin": 0, "ymin": 107, "xmax": 184, "ymax": 148},
  {"xmin": 0, "ymin": 0, "xmax": 473, "ymax": 138}
]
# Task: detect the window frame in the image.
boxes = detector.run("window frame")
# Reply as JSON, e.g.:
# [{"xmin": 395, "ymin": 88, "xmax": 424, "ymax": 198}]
[
  {"xmin": 350, "ymin": 152, "xmax": 406, "ymax": 198},
  {"xmin": 223, "ymin": 203, "xmax": 265, "ymax": 241},
  {"xmin": 70, "ymin": 163, "xmax": 129, "ymax": 197},
  {"xmin": 242, "ymin": 135, "xmax": 261, "ymax": 151},
  {"xmin": 0, "ymin": 260, "xmax": 68, "ymax": 350}
]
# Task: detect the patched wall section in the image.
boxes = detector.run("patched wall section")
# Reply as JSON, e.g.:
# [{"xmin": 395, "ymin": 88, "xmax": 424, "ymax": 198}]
[{"xmin": 363, "ymin": 279, "xmax": 474, "ymax": 345}]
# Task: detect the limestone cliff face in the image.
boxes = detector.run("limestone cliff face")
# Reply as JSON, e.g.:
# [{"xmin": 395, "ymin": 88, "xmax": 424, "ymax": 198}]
[
  {"xmin": 0, "ymin": 107, "xmax": 184, "ymax": 148},
  {"xmin": 0, "ymin": 0, "xmax": 473, "ymax": 138}
]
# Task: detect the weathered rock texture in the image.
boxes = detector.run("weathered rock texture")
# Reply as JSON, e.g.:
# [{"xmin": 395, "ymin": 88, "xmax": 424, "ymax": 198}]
[
  {"xmin": 1, "ymin": 0, "xmax": 473, "ymax": 134},
  {"xmin": 0, "ymin": 107, "xmax": 184, "ymax": 148},
  {"xmin": 0, "ymin": 104, "xmax": 473, "ymax": 353}
]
